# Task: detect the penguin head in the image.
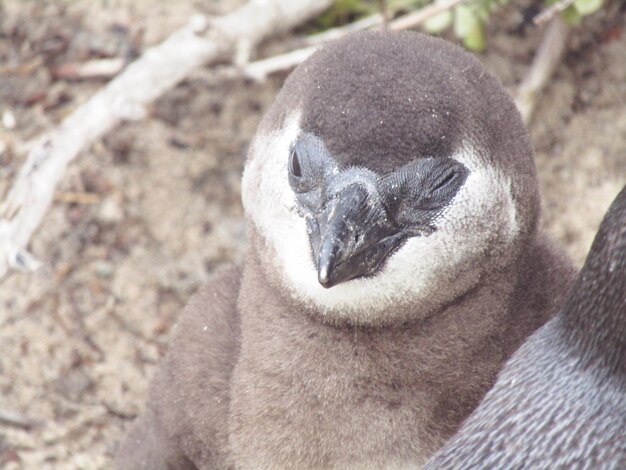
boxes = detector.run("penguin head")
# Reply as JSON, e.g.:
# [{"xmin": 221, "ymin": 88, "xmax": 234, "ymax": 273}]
[{"xmin": 242, "ymin": 31, "xmax": 540, "ymax": 324}]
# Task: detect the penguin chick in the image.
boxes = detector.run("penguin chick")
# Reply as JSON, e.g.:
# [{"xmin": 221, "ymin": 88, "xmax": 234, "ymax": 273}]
[
  {"xmin": 424, "ymin": 185, "xmax": 626, "ymax": 470},
  {"xmin": 116, "ymin": 31, "xmax": 577, "ymax": 469}
]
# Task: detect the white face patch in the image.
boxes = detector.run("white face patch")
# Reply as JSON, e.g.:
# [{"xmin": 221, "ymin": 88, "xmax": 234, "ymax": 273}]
[{"xmin": 242, "ymin": 113, "xmax": 519, "ymax": 323}]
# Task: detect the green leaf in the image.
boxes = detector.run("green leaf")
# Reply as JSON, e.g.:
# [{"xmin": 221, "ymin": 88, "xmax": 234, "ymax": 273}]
[
  {"xmin": 424, "ymin": 10, "xmax": 453, "ymax": 33},
  {"xmin": 463, "ymin": 18, "xmax": 486, "ymax": 51},
  {"xmin": 302, "ymin": 0, "xmax": 378, "ymax": 32},
  {"xmin": 453, "ymin": 4, "xmax": 486, "ymax": 52},
  {"xmin": 562, "ymin": 5, "xmax": 583, "ymax": 24},
  {"xmin": 453, "ymin": 4, "xmax": 476, "ymax": 38},
  {"xmin": 573, "ymin": 0, "xmax": 604, "ymax": 16},
  {"xmin": 473, "ymin": 1, "xmax": 491, "ymax": 22}
]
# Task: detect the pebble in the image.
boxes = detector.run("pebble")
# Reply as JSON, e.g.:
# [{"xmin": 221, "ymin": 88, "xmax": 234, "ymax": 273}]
[
  {"xmin": 96, "ymin": 197, "xmax": 123, "ymax": 224},
  {"xmin": 2, "ymin": 110, "xmax": 16, "ymax": 130}
]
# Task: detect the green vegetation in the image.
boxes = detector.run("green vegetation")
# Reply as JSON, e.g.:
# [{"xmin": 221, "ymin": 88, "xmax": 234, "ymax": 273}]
[
  {"xmin": 562, "ymin": 0, "xmax": 605, "ymax": 24},
  {"xmin": 424, "ymin": 0, "xmax": 605, "ymax": 51},
  {"xmin": 423, "ymin": 0, "xmax": 511, "ymax": 52},
  {"xmin": 305, "ymin": 0, "xmax": 606, "ymax": 52}
]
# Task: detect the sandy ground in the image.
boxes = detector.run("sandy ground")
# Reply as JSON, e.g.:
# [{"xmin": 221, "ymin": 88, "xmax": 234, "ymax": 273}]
[{"xmin": 0, "ymin": 0, "xmax": 624, "ymax": 468}]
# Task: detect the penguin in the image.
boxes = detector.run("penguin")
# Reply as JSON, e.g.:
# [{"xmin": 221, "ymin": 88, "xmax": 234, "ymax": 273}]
[
  {"xmin": 424, "ymin": 184, "xmax": 626, "ymax": 470},
  {"xmin": 116, "ymin": 31, "xmax": 577, "ymax": 469}
]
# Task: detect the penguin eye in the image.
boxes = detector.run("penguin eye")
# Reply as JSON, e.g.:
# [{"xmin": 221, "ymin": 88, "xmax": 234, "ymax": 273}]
[
  {"xmin": 288, "ymin": 133, "xmax": 336, "ymax": 196},
  {"xmin": 288, "ymin": 147, "xmax": 303, "ymax": 178},
  {"xmin": 288, "ymin": 146, "xmax": 315, "ymax": 194},
  {"xmin": 421, "ymin": 161, "xmax": 468, "ymax": 205},
  {"xmin": 381, "ymin": 158, "xmax": 469, "ymax": 226},
  {"xmin": 431, "ymin": 170, "xmax": 457, "ymax": 194}
]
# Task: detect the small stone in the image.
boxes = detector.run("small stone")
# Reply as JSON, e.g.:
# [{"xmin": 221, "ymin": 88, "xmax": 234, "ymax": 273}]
[
  {"xmin": 97, "ymin": 197, "xmax": 123, "ymax": 224},
  {"xmin": 54, "ymin": 368, "xmax": 94, "ymax": 401},
  {"xmin": 2, "ymin": 110, "xmax": 16, "ymax": 130},
  {"xmin": 93, "ymin": 260, "xmax": 114, "ymax": 278}
]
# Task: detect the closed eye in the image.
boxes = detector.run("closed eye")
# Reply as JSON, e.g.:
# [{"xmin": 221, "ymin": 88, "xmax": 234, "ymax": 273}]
[
  {"xmin": 378, "ymin": 157, "xmax": 469, "ymax": 226},
  {"xmin": 432, "ymin": 171, "xmax": 456, "ymax": 193}
]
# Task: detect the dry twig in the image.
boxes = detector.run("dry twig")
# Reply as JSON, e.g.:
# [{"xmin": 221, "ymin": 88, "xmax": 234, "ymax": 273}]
[
  {"xmin": 54, "ymin": 191, "xmax": 101, "ymax": 205},
  {"xmin": 390, "ymin": 0, "xmax": 467, "ymax": 30},
  {"xmin": 51, "ymin": 58, "xmax": 126, "ymax": 81},
  {"xmin": 378, "ymin": 0, "xmax": 390, "ymax": 28},
  {"xmin": 0, "ymin": 408, "xmax": 44, "ymax": 430},
  {"xmin": 298, "ymin": 14, "xmax": 385, "ymax": 47},
  {"xmin": 534, "ymin": 0, "xmax": 575, "ymax": 25},
  {"xmin": 243, "ymin": 46, "xmax": 320, "ymax": 81},
  {"xmin": 515, "ymin": 17, "xmax": 570, "ymax": 125}
]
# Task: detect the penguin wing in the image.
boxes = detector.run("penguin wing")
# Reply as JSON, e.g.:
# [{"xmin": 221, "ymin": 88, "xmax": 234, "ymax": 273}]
[{"xmin": 115, "ymin": 266, "xmax": 242, "ymax": 469}]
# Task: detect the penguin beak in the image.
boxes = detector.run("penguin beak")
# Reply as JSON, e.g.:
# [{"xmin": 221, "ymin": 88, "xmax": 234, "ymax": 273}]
[{"xmin": 310, "ymin": 184, "xmax": 404, "ymax": 288}]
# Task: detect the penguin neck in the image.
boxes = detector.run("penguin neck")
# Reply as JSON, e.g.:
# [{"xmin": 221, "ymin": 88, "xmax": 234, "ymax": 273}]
[
  {"xmin": 241, "ymin": 249, "xmax": 519, "ymax": 334},
  {"xmin": 230, "ymin": 232, "xmax": 571, "ymax": 466},
  {"xmin": 236, "ymin": 240, "xmax": 525, "ymax": 411}
]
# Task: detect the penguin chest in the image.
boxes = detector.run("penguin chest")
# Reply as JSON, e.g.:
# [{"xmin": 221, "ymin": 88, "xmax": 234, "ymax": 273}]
[{"xmin": 227, "ymin": 363, "xmax": 433, "ymax": 469}]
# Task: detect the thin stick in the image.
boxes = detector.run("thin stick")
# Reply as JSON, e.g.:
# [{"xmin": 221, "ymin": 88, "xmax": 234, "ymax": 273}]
[
  {"xmin": 515, "ymin": 17, "xmax": 569, "ymax": 125},
  {"xmin": 534, "ymin": 0, "xmax": 575, "ymax": 26},
  {"xmin": 300, "ymin": 14, "xmax": 384, "ymax": 47},
  {"xmin": 243, "ymin": 46, "xmax": 319, "ymax": 81},
  {"xmin": 54, "ymin": 191, "xmax": 101, "ymax": 205},
  {"xmin": 389, "ymin": 0, "xmax": 467, "ymax": 31},
  {"xmin": 0, "ymin": 408, "xmax": 44, "ymax": 430},
  {"xmin": 378, "ymin": 0, "xmax": 390, "ymax": 28},
  {"xmin": 51, "ymin": 58, "xmax": 126, "ymax": 81}
]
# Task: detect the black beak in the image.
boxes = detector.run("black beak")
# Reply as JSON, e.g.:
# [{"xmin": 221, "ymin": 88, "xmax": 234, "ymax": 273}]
[{"xmin": 309, "ymin": 184, "xmax": 406, "ymax": 288}]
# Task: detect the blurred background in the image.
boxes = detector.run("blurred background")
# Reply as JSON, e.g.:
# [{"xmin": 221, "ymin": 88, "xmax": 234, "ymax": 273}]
[{"xmin": 0, "ymin": 0, "xmax": 624, "ymax": 467}]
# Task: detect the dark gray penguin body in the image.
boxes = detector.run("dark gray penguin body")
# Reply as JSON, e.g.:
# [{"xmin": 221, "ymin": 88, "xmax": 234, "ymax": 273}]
[
  {"xmin": 425, "ymin": 184, "xmax": 626, "ymax": 470},
  {"xmin": 116, "ymin": 31, "xmax": 576, "ymax": 469}
]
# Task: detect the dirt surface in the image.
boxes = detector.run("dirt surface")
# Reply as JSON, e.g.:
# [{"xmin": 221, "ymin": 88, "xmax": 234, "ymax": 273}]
[{"xmin": 0, "ymin": 0, "xmax": 624, "ymax": 468}]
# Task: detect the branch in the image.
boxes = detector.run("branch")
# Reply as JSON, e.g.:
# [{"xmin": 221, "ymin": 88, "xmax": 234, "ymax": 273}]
[
  {"xmin": 515, "ymin": 17, "xmax": 569, "ymax": 125},
  {"xmin": 533, "ymin": 0, "xmax": 575, "ymax": 26},
  {"xmin": 378, "ymin": 0, "xmax": 390, "ymax": 28},
  {"xmin": 243, "ymin": 45, "xmax": 320, "ymax": 81},
  {"xmin": 302, "ymin": 13, "xmax": 385, "ymax": 46},
  {"xmin": 0, "ymin": 0, "xmax": 332, "ymax": 279},
  {"xmin": 0, "ymin": 408, "xmax": 44, "ymax": 430},
  {"xmin": 51, "ymin": 58, "xmax": 126, "ymax": 81},
  {"xmin": 389, "ymin": 0, "xmax": 467, "ymax": 31}
]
